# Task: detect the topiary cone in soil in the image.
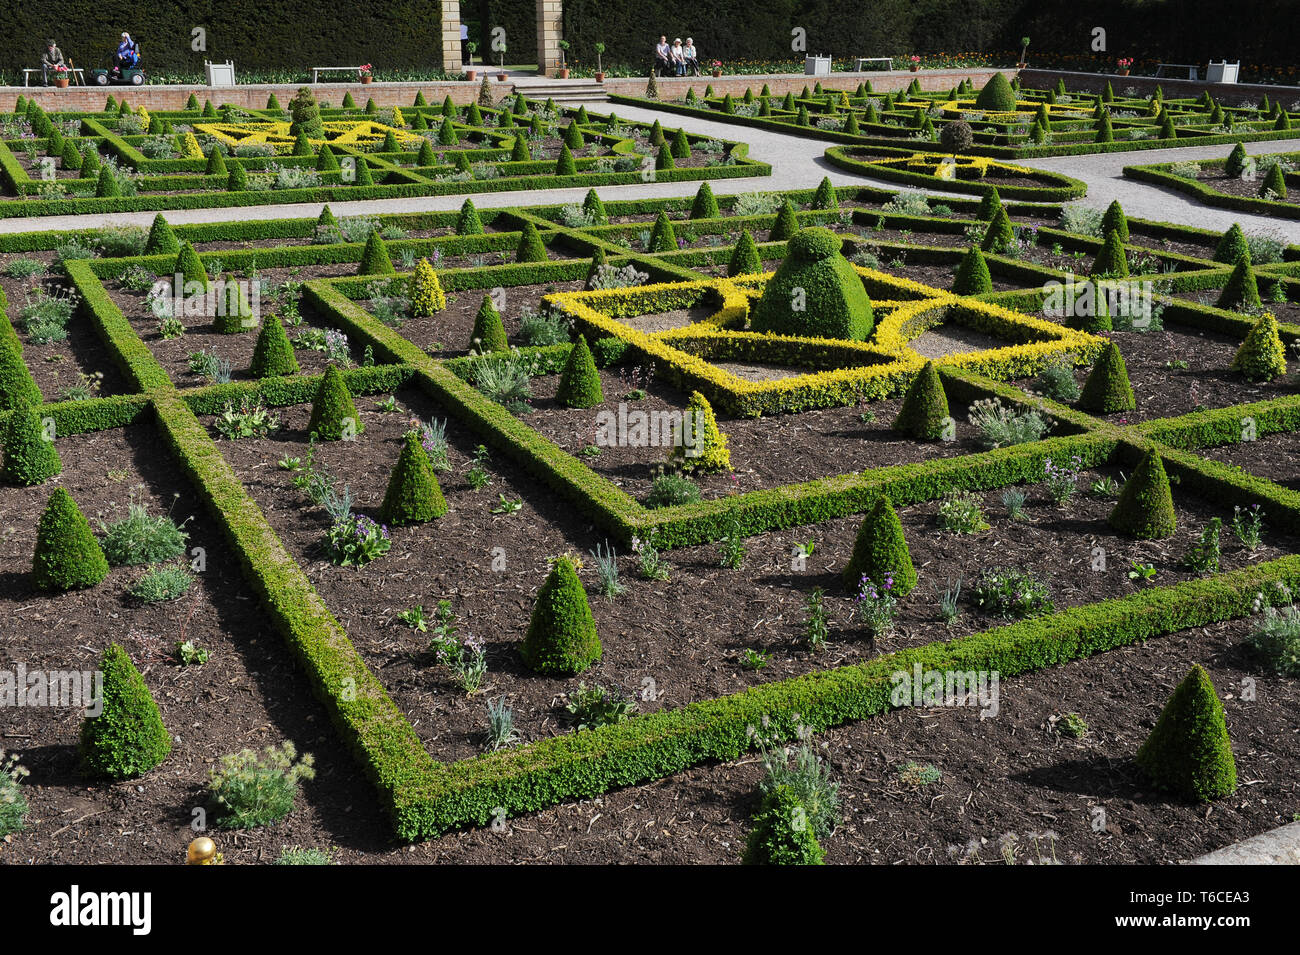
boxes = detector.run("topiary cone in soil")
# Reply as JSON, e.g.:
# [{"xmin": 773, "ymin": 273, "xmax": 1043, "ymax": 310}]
[
  {"xmin": 1091, "ymin": 228, "xmax": 1129, "ymax": 278},
  {"xmin": 671, "ymin": 127, "xmax": 691, "ymax": 159},
  {"xmin": 1135, "ymin": 664, "xmax": 1237, "ymax": 802},
  {"xmin": 173, "ymin": 241, "xmax": 209, "ymax": 294},
  {"xmin": 249, "ymin": 316, "xmax": 300, "ymax": 378},
  {"xmin": 1225, "ymin": 143, "xmax": 1249, "ymax": 178},
  {"xmin": 308, "ymin": 365, "xmax": 362, "ymax": 441},
  {"xmin": 980, "ymin": 205, "xmax": 1014, "ymax": 253},
  {"xmin": 379, "ymin": 431, "xmax": 448, "ymax": 526},
  {"xmin": 842, "ymin": 495, "xmax": 917, "ymax": 594},
  {"xmin": 728, "ymin": 230, "xmax": 762, "ymax": 277},
  {"xmin": 1231, "ymin": 312, "xmax": 1287, "ymax": 382},
  {"xmin": 516, "ymin": 221, "xmax": 548, "ymax": 263},
  {"xmin": 32, "ymin": 487, "xmax": 109, "ymax": 591},
  {"xmin": 1100, "ymin": 200, "xmax": 1129, "ymax": 242},
  {"xmin": 519, "ymin": 556, "xmax": 602, "ymax": 675},
  {"xmin": 2, "ymin": 406, "xmax": 61, "ymax": 486},
  {"xmin": 456, "ymin": 197, "xmax": 484, "ymax": 234},
  {"xmin": 214, "ymin": 277, "xmax": 255, "ymax": 333},
  {"xmin": 358, "ymin": 230, "xmax": 395, "ymax": 275},
  {"xmin": 582, "ymin": 188, "xmax": 607, "ymax": 224},
  {"xmin": 471, "ymin": 294, "xmax": 509, "ymax": 353},
  {"xmin": 1109, "ymin": 449, "xmax": 1176, "ymax": 539},
  {"xmin": 1217, "ymin": 255, "xmax": 1261, "ymax": 310},
  {"xmin": 742, "ymin": 785, "xmax": 825, "ymax": 865},
  {"xmin": 1213, "ymin": 223, "xmax": 1250, "ymax": 265},
  {"xmin": 671, "ymin": 391, "xmax": 731, "ymax": 472},
  {"xmin": 647, "ymin": 211, "xmax": 677, "ymax": 252},
  {"xmin": 584, "ymin": 247, "xmax": 608, "ymax": 288},
  {"xmin": 751, "ymin": 228, "xmax": 873, "ymax": 340},
  {"xmin": 317, "ymin": 205, "xmax": 337, "ymax": 228},
  {"xmin": 409, "ymin": 258, "xmax": 446, "ymax": 316},
  {"xmin": 204, "ymin": 147, "xmax": 227, "ymax": 177},
  {"xmin": 556, "ymin": 335, "xmax": 603, "ymax": 408},
  {"xmin": 315, "ymin": 144, "xmax": 340, "ymax": 172},
  {"xmin": 144, "ymin": 214, "xmax": 180, "ymax": 256},
  {"xmin": 812, "ymin": 176, "xmax": 839, "ymax": 210},
  {"xmin": 1078, "ymin": 341, "xmax": 1135, "ymax": 412},
  {"xmin": 974, "ymin": 72, "xmax": 1017, "ymax": 112},
  {"xmin": 977, "ymin": 186, "xmax": 1003, "ymax": 221},
  {"xmin": 769, "ymin": 199, "xmax": 800, "ymax": 242},
  {"xmin": 0, "ymin": 335, "xmax": 43, "ymax": 411},
  {"xmin": 952, "ymin": 245, "xmax": 993, "ymax": 294},
  {"xmin": 556, "ymin": 143, "xmax": 577, "ymax": 175},
  {"xmin": 1260, "ymin": 161, "xmax": 1288, "ymax": 198},
  {"xmin": 690, "ymin": 182, "xmax": 719, "ymax": 219},
  {"xmin": 893, "ymin": 361, "xmax": 950, "ymax": 440},
  {"xmin": 79, "ymin": 643, "xmax": 171, "ymax": 780}
]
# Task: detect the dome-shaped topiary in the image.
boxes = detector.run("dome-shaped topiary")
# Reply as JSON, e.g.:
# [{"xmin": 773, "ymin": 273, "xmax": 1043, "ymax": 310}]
[
  {"xmin": 214, "ymin": 277, "xmax": 254, "ymax": 333},
  {"xmin": 358, "ymin": 230, "xmax": 395, "ymax": 275},
  {"xmin": 410, "ymin": 258, "xmax": 446, "ymax": 316},
  {"xmin": 79, "ymin": 643, "xmax": 171, "ymax": 780},
  {"xmin": 893, "ymin": 361, "xmax": 950, "ymax": 440},
  {"xmin": 751, "ymin": 228, "xmax": 873, "ymax": 340},
  {"xmin": 1109, "ymin": 449, "xmax": 1176, "ymax": 539},
  {"xmin": 1100, "ymin": 200, "xmax": 1129, "ymax": 242},
  {"xmin": 1260, "ymin": 162, "xmax": 1287, "ymax": 198},
  {"xmin": 308, "ymin": 365, "xmax": 362, "ymax": 441},
  {"xmin": 974, "ymin": 73, "xmax": 1017, "ymax": 112},
  {"xmin": 32, "ymin": 487, "xmax": 109, "ymax": 591},
  {"xmin": 1213, "ymin": 224, "xmax": 1250, "ymax": 265},
  {"xmin": 556, "ymin": 143, "xmax": 577, "ymax": 175},
  {"xmin": 1217, "ymin": 255, "xmax": 1261, "ymax": 310},
  {"xmin": 379, "ymin": 431, "xmax": 448, "ymax": 525},
  {"xmin": 672, "ymin": 391, "xmax": 731, "ymax": 472},
  {"xmin": 456, "ymin": 197, "xmax": 484, "ymax": 234},
  {"xmin": 516, "ymin": 221, "xmax": 548, "ymax": 263},
  {"xmin": 144, "ymin": 214, "xmax": 180, "ymax": 256},
  {"xmin": 842, "ymin": 495, "xmax": 917, "ymax": 594},
  {"xmin": 520, "ymin": 556, "xmax": 602, "ymax": 675},
  {"xmin": 977, "ymin": 186, "xmax": 1003, "ymax": 221},
  {"xmin": 472, "ymin": 294, "xmax": 509, "ymax": 353},
  {"xmin": 742, "ymin": 785, "xmax": 825, "ymax": 865},
  {"xmin": 1231, "ymin": 312, "xmax": 1287, "ymax": 382},
  {"xmin": 648, "ymin": 211, "xmax": 677, "ymax": 252},
  {"xmin": 952, "ymin": 245, "xmax": 993, "ymax": 294},
  {"xmin": 0, "ymin": 336, "xmax": 42, "ymax": 411},
  {"xmin": 769, "ymin": 199, "xmax": 800, "ymax": 242},
  {"xmin": 1135, "ymin": 664, "xmax": 1237, "ymax": 802},
  {"xmin": 728, "ymin": 230, "xmax": 762, "ymax": 277},
  {"xmin": 2, "ymin": 407, "xmax": 61, "ymax": 486},
  {"xmin": 249, "ymin": 316, "xmax": 299, "ymax": 378},
  {"xmin": 582, "ymin": 188, "xmax": 607, "ymax": 224},
  {"xmin": 980, "ymin": 204, "xmax": 1014, "ymax": 253},
  {"xmin": 1078, "ymin": 341, "xmax": 1135, "ymax": 412},
  {"xmin": 556, "ymin": 335, "xmax": 603, "ymax": 408},
  {"xmin": 811, "ymin": 176, "xmax": 839, "ymax": 210},
  {"xmin": 690, "ymin": 182, "xmax": 719, "ymax": 219},
  {"xmin": 1090, "ymin": 229, "xmax": 1129, "ymax": 278},
  {"xmin": 174, "ymin": 241, "xmax": 209, "ymax": 293}
]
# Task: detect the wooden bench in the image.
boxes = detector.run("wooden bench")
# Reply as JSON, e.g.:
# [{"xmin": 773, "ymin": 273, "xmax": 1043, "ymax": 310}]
[
  {"xmin": 854, "ymin": 57, "xmax": 894, "ymax": 72},
  {"xmin": 22, "ymin": 67, "xmax": 86, "ymax": 86},
  {"xmin": 311, "ymin": 66, "xmax": 365, "ymax": 83},
  {"xmin": 1154, "ymin": 62, "xmax": 1200, "ymax": 80}
]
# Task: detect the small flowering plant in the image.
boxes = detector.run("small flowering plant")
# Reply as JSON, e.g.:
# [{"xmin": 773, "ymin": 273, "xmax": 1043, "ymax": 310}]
[
  {"xmin": 1043, "ymin": 454, "xmax": 1083, "ymax": 505},
  {"xmin": 358, "ymin": 63, "xmax": 374, "ymax": 79},
  {"xmin": 1117, "ymin": 57, "xmax": 1134, "ymax": 70},
  {"xmin": 909, "ymin": 55, "xmax": 921, "ymax": 63},
  {"xmin": 856, "ymin": 573, "xmax": 898, "ymax": 637},
  {"xmin": 324, "ymin": 512, "xmax": 391, "ymax": 566}
]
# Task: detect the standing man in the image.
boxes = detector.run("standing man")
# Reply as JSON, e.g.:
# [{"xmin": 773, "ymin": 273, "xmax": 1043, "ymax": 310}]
[{"xmin": 41, "ymin": 38, "xmax": 66, "ymax": 85}]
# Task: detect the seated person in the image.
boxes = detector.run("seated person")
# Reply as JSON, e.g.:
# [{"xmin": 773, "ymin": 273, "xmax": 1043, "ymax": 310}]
[
  {"xmin": 41, "ymin": 39, "xmax": 66, "ymax": 85},
  {"xmin": 683, "ymin": 38, "xmax": 700, "ymax": 76},
  {"xmin": 113, "ymin": 32, "xmax": 140, "ymax": 73},
  {"xmin": 654, "ymin": 35, "xmax": 670, "ymax": 76}
]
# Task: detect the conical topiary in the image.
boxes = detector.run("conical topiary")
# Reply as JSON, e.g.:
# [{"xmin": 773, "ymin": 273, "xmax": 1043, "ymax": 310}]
[
  {"xmin": 1135, "ymin": 664, "xmax": 1237, "ymax": 801},
  {"xmin": 556, "ymin": 335, "xmax": 603, "ymax": 408},
  {"xmin": 690, "ymin": 182, "xmax": 719, "ymax": 219},
  {"xmin": 416, "ymin": 138, "xmax": 438, "ymax": 166},
  {"xmin": 672, "ymin": 391, "xmax": 730, "ymax": 472},
  {"xmin": 1100, "ymin": 199, "xmax": 1129, "ymax": 243},
  {"xmin": 519, "ymin": 556, "xmax": 602, "ymax": 675},
  {"xmin": 516, "ymin": 221, "xmax": 547, "ymax": 262},
  {"xmin": 1091, "ymin": 228, "xmax": 1129, "ymax": 278},
  {"xmin": 79, "ymin": 643, "xmax": 171, "ymax": 780},
  {"xmin": 379, "ymin": 431, "xmax": 448, "ymax": 525},
  {"xmin": 582, "ymin": 188, "xmax": 607, "ymax": 224},
  {"xmin": 1224, "ymin": 142, "xmax": 1249, "ymax": 178},
  {"xmin": 227, "ymin": 163, "xmax": 248, "ymax": 190},
  {"xmin": 510, "ymin": 133, "xmax": 531, "ymax": 162},
  {"xmin": 316, "ymin": 144, "xmax": 340, "ymax": 172},
  {"xmin": 893, "ymin": 361, "xmax": 950, "ymax": 439},
  {"xmin": 215, "ymin": 277, "xmax": 255, "ymax": 333},
  {"xmin": 292, "ymin": 132, "xmax": 313, "ymax": 156},
  {"xmin": 456, "ymin": 197, "xmax": 484, "ymax": 234},
  {"xmin": 2, "ymin": 407, "xmax": 61, "ymax": 486},
  {"xmin": 811, "ymin": 176, "xmax": 838, "ymax": 210},
  {"xmin": 654, "ymin": 143, "xmax": 675, "ymax": 171},
  {"xmin": 728, "ymin": 230, "xmax": 762, "ymax": 277},
  {"xmin": 32, "ymin": 487, "xmax": 109, "ymax": 591},
  {"xmin": 742, "ymin": 784, "xmax": 825, "ymax": 865},
  {"xmin": 770, "ymin": 199, "xmax": 800, "ymax": 242},
  {"xmin": 1095, "ymin": 110, "xmax": 1113, "ymax": 143},
  {"xmin": 204, "ymin": 147, "xmax": 227, "ymax": 177},
  {"xmin": 584, "ymin": 247, "xmax": 608, "ymax": 288},
  {"xmin": 0, "ymin": 336, "xmax": 43, "ymax": 411},
  {"xmin": 953, "ymin": 245, "xmax": 993, "ymax": 294},
  {"xmin": 1231, "ymin": 312, "xmax": 1287, "ymax": 382},
  {"xmin": 977, "ymin": 186, "xmax": 1002, "ymax": 221},
  {"xmin": 648, "ymin": 211, "xmax": 677, "ymax": 252},
  {"xmin": 980, "ymin": 204, "xmax": 1014, "ymax": 253},
  {"xmin": 409, "ymin": 258, "xmax": 446, "ymax": 316},
  {"xmin": 1213, "ymin": 224, "xmax": 1249, "ymax": 265},
  {"xmin": 471, "ymin": 294, "xmax": 509, "ymax": 353},
  {"xmin": 1078, "ymin": 341, "xmax": 1135, "ymax": 412},
  {"xmin": 671, "ymin": 127, "xmax": 691, "ymax": 159},
  {"xmin": 751, "ymin": 228, "xmax": 873, "ymax": 340},
  {"xmin": 1109, "ymin": 449, "xmax": 1176, "ymax": 538},
  {"xmin": 842, "ymin": 495, "xmax": 917, "ymax": 594},
  {"xmin": 556, "ymin": 143, "xmax": 577, "ymax": 175},
  {"xmin": 308, "ymin": 365, "xmax": 362, "ymax": 441},
  {"xmin": 1260, "ymin": 162, "xmax": 1287, "ymax": 199},
  {"xmin": 1218, "ymin": 255, "xmax": 1261, "ymax": 310},
  {"xmin": 95, "ymin": 166, "xmax": 120, "ymax": 198},
  {"xmin": 143, "ymin": 213, "xmax": 180, "ymax": 256},
  {"xmin": 974, "ymin": 73, "xmax": 1017, "ymax": 112},
  {"xmin": 358, "ymin": 230, "xmax": 395, "ymax": 274},
  {"xmin": 437, "ymin": 117, "xmax": 459, "ymax": 146},
  {"xmin": 174, "ymin": 242, "xmax": 209, "ymax": 294},
  {"xmin": 249, "ymin": 316, "xmax": 300, "ymax": 378},
  {"xmin": 563, "ymin": 119, "xmax": 585, "ymax": 150}
]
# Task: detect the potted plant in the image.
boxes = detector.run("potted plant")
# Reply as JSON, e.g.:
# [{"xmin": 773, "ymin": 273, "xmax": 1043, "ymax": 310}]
[
  {"xmin": 710, "ymin": 59, "xmax": 722, "ymax": 78},
  {"xmin": 909, "ymin": 55, "xmax": 921, "ymax": 73},
  {"xmin": 593, "ymin": 42, "xmax": 606, "ymax": 82},
  {"xmin": 465, "ymin": 41, "xmax": 478, "ymax": 81},
  {"xmin": 1017, "ymin": 36, "xmax": 1030, "ymax": 69},
  {"xmin": 556, "ymin": 40, "xmax": 570, "ymax": 79},
  {"xmin": 1117, "ymin": 57, "xmax": 1133, "ymax": 76},
  {"xmin": 497, "ymin": 43, "xmax": 509, "ymax": 81},
  {"xmin": 52, "ymin": 63, "xmax": 70, "ymax": 88},
  {"xmin": 358, "ymin": 63, "xmax": 374, "ymax": 84}
]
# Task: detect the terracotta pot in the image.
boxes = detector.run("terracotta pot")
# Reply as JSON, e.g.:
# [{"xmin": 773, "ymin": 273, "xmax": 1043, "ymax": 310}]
[
  {"xmin": 909, "ymin": 64, "xmax": 920, "ymax": 72},
  {"xmin": 557, "ymin": 68, "xmax": 570, "ymax": 79},
  {"xmin": 1119, "ymin": 69, "xmax": 1130, "ymax": 76},
  {"xmin": 360, "ymin": 75, "xmax": 373, "ymax": 84},
  {"xmin": 466, "ymin": 69, "xmax": 477, "ymax": 81},
  {"xmin": 595, "ymin": 71, "xmax": 605, "ymax": 82},
  {"xmin": 712, "ymin": 69, "xmax": 721, "ymax": 77},
  {"xmin": 54, "ymin": 77, "xmax": 69, "ymax": 88},
  {"xmin": 497, "ymin": 72, "xmax": 508, "ymax": 81}
]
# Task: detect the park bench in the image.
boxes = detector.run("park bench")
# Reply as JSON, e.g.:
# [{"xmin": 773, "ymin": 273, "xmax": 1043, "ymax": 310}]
[
  {"xmin": 853, "ymin": 57, "xmax": 894, "ymax": 71},
  {"xmin": 1154, "ymin": 62, "xmax": 1200, "ymax": 80},
  {"xmin": 310, "ymin": 66, "xmax": 364, "ymax": 83},
  {"xmin": 22, "ymin": 67, "xmax": 86, "ymax": 86}
]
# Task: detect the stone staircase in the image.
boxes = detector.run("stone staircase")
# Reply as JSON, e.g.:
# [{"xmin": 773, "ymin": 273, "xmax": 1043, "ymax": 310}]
[{"xmin": 515, "ymin": 80, "xmax": 608, "ymax": 104}]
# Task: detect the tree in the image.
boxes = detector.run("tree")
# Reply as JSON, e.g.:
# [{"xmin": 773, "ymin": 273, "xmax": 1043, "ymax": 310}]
[
  {"xmin": 939, "ymin": 119, "xmax": 973, "ymax": 158},
  {"xmin": 379, "ymin": 431, "xmax": 448, "ymax": 525},
  {"xmin": 1109, "ymin": 449, "xmax": 1176, "ymax": 539},
  {"xmin": 289, "ymin": 86, "xmax": 324, "ymax": 140},
  {"xmin": 308, "ymin": 365, "xmax": 362, "ymax": 441},
  {"xmin": 893, "ymin": 361, "xmax": 950, "ymax": 439}
]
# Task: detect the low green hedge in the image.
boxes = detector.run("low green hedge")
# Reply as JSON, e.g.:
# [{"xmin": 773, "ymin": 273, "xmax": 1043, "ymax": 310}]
[
  {"xmin": 824, "ymin": 146, "xmax": 1088, "ymax": 201},
  {"xmin": 1124, "ymin": 155, "xmax": 1300, "ymax": 221}
]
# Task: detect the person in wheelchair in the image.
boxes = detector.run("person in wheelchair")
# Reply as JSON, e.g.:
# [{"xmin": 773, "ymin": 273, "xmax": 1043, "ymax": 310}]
[{"xmin": 112, "ymin": 32, "xmax": 140, "ymax": 74}]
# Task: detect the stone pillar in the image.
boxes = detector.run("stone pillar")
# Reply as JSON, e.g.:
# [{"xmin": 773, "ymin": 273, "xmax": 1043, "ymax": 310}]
[
  {"xmin": 441, "ymin": 0, "xmax": 463, "ymax": 74},
  {"xmin": 536, "ymin": 0, "xmax": 563, "ymax": 76}
]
